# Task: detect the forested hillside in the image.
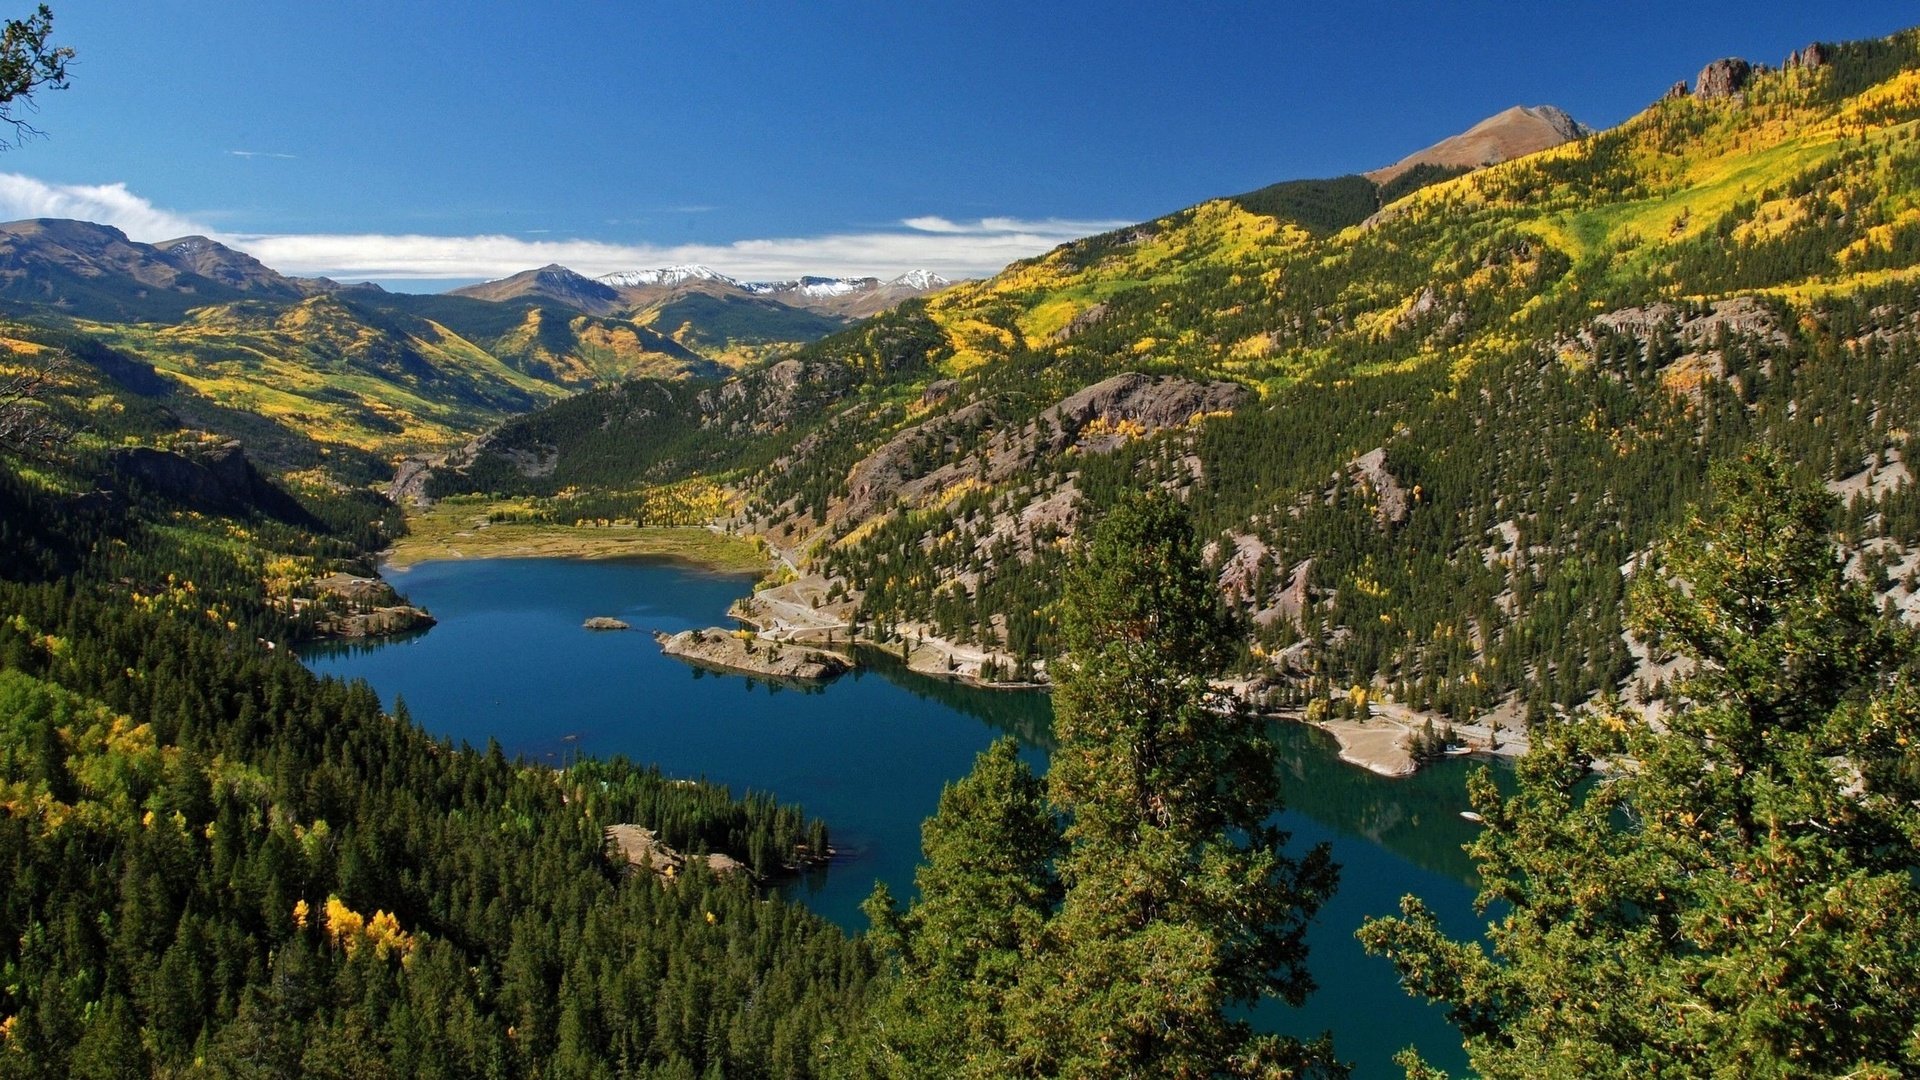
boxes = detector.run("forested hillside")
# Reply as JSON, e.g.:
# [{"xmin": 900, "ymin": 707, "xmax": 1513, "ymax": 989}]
[
  {"xmin": 0, "ymin": 336, "xmax": 869, "ymax": 1077},
  {"xmin": 437, "ymin": 30, "xmax": 1920, "ymax": 726}
]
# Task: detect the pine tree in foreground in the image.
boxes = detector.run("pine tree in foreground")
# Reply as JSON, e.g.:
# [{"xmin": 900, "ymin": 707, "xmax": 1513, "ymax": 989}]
[
  {"xmin": 1360, "ymin": 450, "xmax": 1920, "ymax": 1079},
  {"xmin": 864, "ymin": 494, "xmax": 1343, "ymax": 1079}
]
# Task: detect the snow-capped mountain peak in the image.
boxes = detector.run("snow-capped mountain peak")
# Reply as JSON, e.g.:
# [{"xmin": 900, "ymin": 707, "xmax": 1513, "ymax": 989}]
[
  {"xmin": 885, "ymin": 269, "xmax": 950, "ymax": 291},
  {"xmin": 765, "ymin": 276, "xmax": 875, "ymax": 298},
  {"xmin": 597, "ymin": 264, "xmax": 742, "ymax": 289}
]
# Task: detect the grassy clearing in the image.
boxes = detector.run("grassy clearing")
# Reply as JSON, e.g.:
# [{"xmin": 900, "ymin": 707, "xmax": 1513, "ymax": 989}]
[{"xmin": 386, "ymin": 499, "xmax": 770, "ymax": 574}]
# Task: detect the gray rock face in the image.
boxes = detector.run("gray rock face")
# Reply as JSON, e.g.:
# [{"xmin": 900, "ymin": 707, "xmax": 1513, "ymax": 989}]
[
  {"xmin": 1663, "ymin": 80, "xmax": 1690, "ymax": 102},
  {"xmin": 1694, "ymin": 58, "xmax": 1753, "ymax": 100},
  {"xmin": 1590, "ymin": 297, "xmax": 1787, "ymax": 351},
  {"xmin": 835, "ymin": 372, "xmax": 1248, "ymax": 525},
  {"xmin": 1349, "ymin": 447, "xmax": 1411, "ymax": 528},
  {"xmin": 1052, "ymin": 302, "xmax": 1111, "ymax": 342},
  {"xmin": 1525, "ymin": 105, "xmax": 1592, "ymax": 142},
  {"xmin": 1045, "ymin": 372, "xmax": 1249, "ymax": 452},
  {"xmin": 387, "ymin": 454, "xmax": 438, "ymax": 506},
  {"xmin": 1785, "ymin": 43, "xmax": 1831, "ymax": 70}
]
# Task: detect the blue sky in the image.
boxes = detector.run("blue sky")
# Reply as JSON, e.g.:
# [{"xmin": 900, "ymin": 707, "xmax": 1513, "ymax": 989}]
[{"xmin": 5, "ymin": 1, "xmax": 1915, "ymax": 289}]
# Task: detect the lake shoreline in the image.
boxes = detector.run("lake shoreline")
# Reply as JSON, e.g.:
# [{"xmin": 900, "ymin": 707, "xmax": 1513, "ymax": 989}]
[
  {"xmin": 377, "ymin": 510, "xmax": 1526, "ymax": 778},
  {"xmin": 383, "ymin": 502, "xmax": 770, "ymax": 575}
]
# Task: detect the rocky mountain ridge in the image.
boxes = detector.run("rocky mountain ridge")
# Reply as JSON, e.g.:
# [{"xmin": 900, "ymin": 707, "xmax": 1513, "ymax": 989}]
[{"xmin": 0, "ymin": 218, "xmax": 345, "ymax": 320}]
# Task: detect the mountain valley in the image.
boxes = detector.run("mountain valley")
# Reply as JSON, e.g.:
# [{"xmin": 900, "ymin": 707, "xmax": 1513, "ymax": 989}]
[
  {"xmin": 412, "ymin": 33, "xmax": 1920, "ymax": 751},
  {"xmin": 11, "ymin": 23, "xmax": 1920, "ymax": 1078}
]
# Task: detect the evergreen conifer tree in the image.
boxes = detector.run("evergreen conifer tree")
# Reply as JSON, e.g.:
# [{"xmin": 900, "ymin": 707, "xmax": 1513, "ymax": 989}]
[
  {"xmin": 1360, "ymin": 450, "xmax": 1920, "ymax": 1078},
  {"xmin": 860, "ymin": 738, "xmax": 1060, "ymax": 1079},
  {"xmin": 1010, "ymin": 494, "xmax": 1342, "ymax": 1079},
  {"xmin": 866, "ymin": 495, "xmax": 1343, "ymax": 1079}
]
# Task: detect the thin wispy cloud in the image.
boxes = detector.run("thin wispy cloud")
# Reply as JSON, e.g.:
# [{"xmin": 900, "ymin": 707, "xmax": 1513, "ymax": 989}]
[
  {"xmin": 227, "ymin": 150, "xmax": 297, "ymax": 160},
  {"xmin": 0, "ymin": 173, "xmax": 1124, "ymax": 280},
  {"xmin": 899, "ymin": 215, "xmax": 1115, "ymax": 236}
]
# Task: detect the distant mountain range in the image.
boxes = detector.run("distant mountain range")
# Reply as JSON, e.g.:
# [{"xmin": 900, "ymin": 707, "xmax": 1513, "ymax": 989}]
[
  {"xmin": 0, "ymin": 94, "xmax": 1590, "ymax": 460},
  {"xmin": 445, "ymin": 262, "xmax": 954, "ymax": 367},
  {"xmin": 451, "ymin": 262, "xmax": 952, "ymax": 320}
]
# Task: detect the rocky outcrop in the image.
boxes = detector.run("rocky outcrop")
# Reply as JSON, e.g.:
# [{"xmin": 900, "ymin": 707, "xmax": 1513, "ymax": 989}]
[
  {"xmin": 1255, "ymin": 559, "xmax": 1315, "ymax": 629},
  {"xmin": 1591, "ymin": 297, "xmax": 1785, "ymax": 348},
  {"xmin": 697, "ymin": 357, "xmax": 851, "ymax": 436},
  {"xmin": 321, "ymin": 606, "xmax": 435, "ymax": 638},
  {"xmin": 111, "ymin": 440, "xmax": 317, "ymax": 525},
  {"xmin": 1213, "ymin": 534, "xmax": 1270, "ymax": 602},
  {"xmin": 1052, "ymin": 302, "xmax": 1111, "ymax": 342},
  {"xmin": 835, "ymin": 373, "xmax": 1247, "ymax": 526},
  {"xmin": 1045, "ymin": 373, "xmax": 1249, "ymax": 452},
  {"xmin": 1663, "ymin": 80, "xmax": 1690, "ymax": 102},
  {"xmin": 655, "ymin": 628, "xmax": 852, "ymax": 681},
  {"xmin": 1785, "ymin": 43, "xmax": 1831, "ymax": 70},
  {"xmin": 583, "ymin": 616, "xmax": 631, "ymax": 631},
  {"xmin": 1694, "ymin": 58, "xmax": 1753, "ymax": 101},
  {"xmin": 1585, "ymin": 298, "xmax": 1787, "ymax": 398},
  {"xmin": 837, "ymin": 399, "xmax": 1000, "ymax": 523},
  {"xmin": 307, "ymin": 573, "xmax": 435, "ymax": 638},
  {"xmin": 387, "ymin": 454, "xmax": 438, "ymax": 506},
  {"xmin": 604, "ymin": 824, "xmax": 749, "ymax": 879},
  {"xmin": 1350, "ymin": 447, "xmax": 1411, "ymax": 527}
]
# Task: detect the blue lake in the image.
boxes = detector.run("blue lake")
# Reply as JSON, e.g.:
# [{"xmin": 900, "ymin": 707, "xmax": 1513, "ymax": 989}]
[{"xmin": 303, "ymin": 555, "xmax": 1497, "ymax": 1078}]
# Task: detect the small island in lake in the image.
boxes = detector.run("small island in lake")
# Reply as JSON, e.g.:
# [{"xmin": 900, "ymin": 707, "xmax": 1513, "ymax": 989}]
[{"xmin": 583, "ymin": 616, "xmax": 631, "ymax": 631}]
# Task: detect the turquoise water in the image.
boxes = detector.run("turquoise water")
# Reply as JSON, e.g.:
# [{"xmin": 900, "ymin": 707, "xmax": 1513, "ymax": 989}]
[{"xmin": 302, "ymin": 556, "xmax": 1494, "ymax": 1077}]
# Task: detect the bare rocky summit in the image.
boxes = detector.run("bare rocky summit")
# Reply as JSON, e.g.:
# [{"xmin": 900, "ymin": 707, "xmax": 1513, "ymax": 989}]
[
  {"xmin": 447, "ymin": 264, "xmax": 622, "ymax": 315},
  {"xmin": 1365, "ymin": 105, "xmax": 1591, "ymax": 185}
]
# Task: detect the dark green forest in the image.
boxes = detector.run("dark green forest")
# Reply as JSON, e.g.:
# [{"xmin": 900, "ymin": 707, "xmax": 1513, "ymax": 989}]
[{"xmin": 0, "ymin": 430, "xmax": 869, "ymax": 1077}]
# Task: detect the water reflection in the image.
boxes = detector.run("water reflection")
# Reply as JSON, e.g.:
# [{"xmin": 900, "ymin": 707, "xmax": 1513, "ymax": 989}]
[
  {"xmin": 1270, "ymin": 723, "xmax": 1511, "ymax": 886},
  {"xmin": 854, "ymin": 647, "xmax": 1057, "ymax": 748}
]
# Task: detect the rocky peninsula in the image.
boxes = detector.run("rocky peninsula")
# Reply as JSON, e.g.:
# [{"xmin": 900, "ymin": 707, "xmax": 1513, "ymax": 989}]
[{"xmin": 655, "ymin": 628, "xmax": 852, "ymax": 682}]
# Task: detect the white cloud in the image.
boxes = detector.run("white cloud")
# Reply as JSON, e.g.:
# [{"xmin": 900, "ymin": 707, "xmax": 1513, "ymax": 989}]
[
  {"xmin": 0, "ymin": 174, "xmax": 204, "ymax": 239},
  {"xmin": 227, "ymin": 150, "xmax": 297, "ymax": 160},
  {"xmin": 0, "ymin": 172, "xmax": 1128, "ymax": 282}
]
